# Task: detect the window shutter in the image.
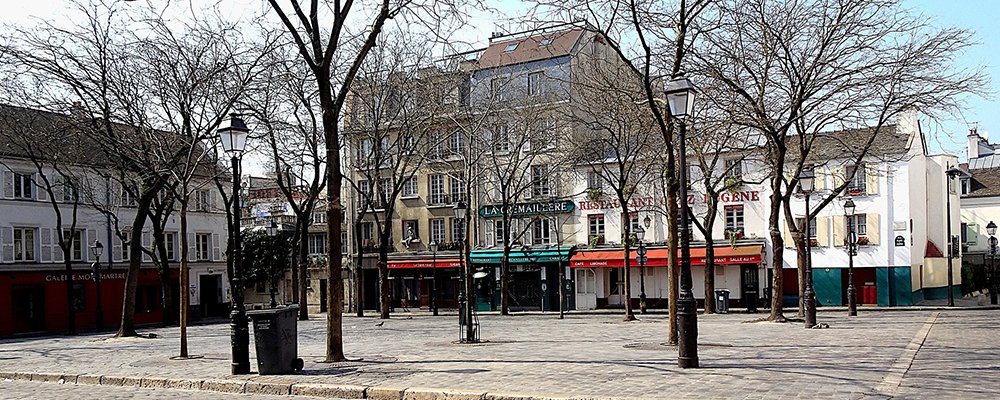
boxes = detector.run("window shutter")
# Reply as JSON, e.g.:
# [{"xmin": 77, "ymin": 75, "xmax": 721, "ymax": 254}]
[
  {"xmin": 52, "ymin": 229, "xmax": 64, "ymax": 262},
  {"xmin": 833, "ymin": 216, "xmax": 845, "ymax": 247},
  {"xmin": 212, "ymin": 233, "xmax": 221, "ymax": 261},
  {"xmin": 209, "ymin": 190, "xmax": 218, "ymax": 212},
  {"xmin": 1, "ymin": 227, "xmax": 13, "ymax": 262},
  {"xmin": 867, "ymin": 213, "xmax": 880, "ymax": 245},
  {"xmin": 53, "ymin": 176, "xmax": 64, "ymax": 202},
  {"xmin": 817, "ymin": 216, "xmax": 830, "ymax": 247},
  {"xmin": 40, "ymin": 228, "xmax": 52, "ymax": 263},
  {"xmin": 112, "ymin": 233, "xmax": 123, "ymax": 263},
  {"xmin": 2, "ymin": 171, "xmax": 12, "ymax": 199},
  {"xmin": 832, "ymin": 166, "xmax": 846, "ymax": 192},
  {"xmin": 35, "ymin": 174, "xmax": 48, "ymax": 201},
  {"xmin": 86, "ymin": 229, "xmax": 98, "ymax": 261},
  {"xmin": 814, "ymin": 168, "xmax": 826, "ymax": 191},
  {"xmin": 966, "ymin": 223, "xmax": 979, "ymax": 246},
  {"xmin": 484, "ymin": 220, "xmax": 494, "ymax": 247},
  {"xmin": 141, "ymin": 231, "xmax": 152, "ymax": 262},
  {"xmin": 866, "ymin": 165, "xmax": 879, "ymax": 195},
  {"xmin": 188, "ymin": 233, "xmax": 197, "ymax": 262},
  {"xmin": 783, "ymin": 220, "xmax": 795, "ymax": 248},
  {"xmin": 523, "ymin": 170, "xmax": 532, "ymax": 200}
]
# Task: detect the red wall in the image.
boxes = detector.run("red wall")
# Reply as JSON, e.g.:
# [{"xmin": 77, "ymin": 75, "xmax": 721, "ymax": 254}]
[{"xmin": 0, "ymin": 268, "xmax": 178, "ymax": 337}]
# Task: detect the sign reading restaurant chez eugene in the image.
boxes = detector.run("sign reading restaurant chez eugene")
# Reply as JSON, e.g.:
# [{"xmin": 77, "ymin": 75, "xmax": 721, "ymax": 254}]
[
  {"xmin": 578, "ymin": 191, "xmax": 761, "ymax": 211},
  {"xmin": 478, "ymin": 200, "xmax": 576, "ymax": 218}
]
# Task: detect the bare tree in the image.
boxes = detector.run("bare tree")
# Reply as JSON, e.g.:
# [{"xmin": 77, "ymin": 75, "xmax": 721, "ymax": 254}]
[{"xmin": 691, "ymin": 0, "xmax": 986, "ymax": 321}]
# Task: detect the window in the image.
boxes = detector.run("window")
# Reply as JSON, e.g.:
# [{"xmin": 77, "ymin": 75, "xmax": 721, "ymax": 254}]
[
  {"xmin": 63, "ymin": 229, "xmax": 83, "ymax": 261},
  {"xmin": 725, "ymin": 205, "xmax": 745, "ymax": 232},
  {"xmin": 378, "ymin": 179, "xmax": 392, "ymax": 208},
  {"xmin": 531, "ymin": 165, "xmax": 551, "ymax": 198},
  {"xmin": 61, "ymin": 178, "xmax": 78, "ymax": 202},
  {"xmin": 530, "ymin": 120, "xmax": 557, "ymax": 151},
  {"xmin": 361, "ymin": 222, "xmax": 375, "ymax": 245},
  {"xmin": 358, "ymin": 180, "xmax": 371, "ymax": 199},
  {"xmin": 401, "ymin": 134, "xmax": 416, "ymax": 153},
  {"xmin": 13, "ymin": 173, "xmax": 32, "ymax": 199},
  {"xmin": 341, "ymin": 231, "xmax": 349, "ymax": 254},
  {"xmin": 430, "ymin": 219, "xmax": 446, "ymax": 244},
  {"xmin": 809, "ymin": 218, "xmax": 817, "ymax": 239},
  {"xmin": 847, "ymin": 214, "xmax": 867, "ymax": 236},
  {"xmin": 120, "ymin": 231, "xmax": 131, "ymax": 261},
  {"xmin": 725, "ymin": 159, "xmax": 743, "ymax": 179},
  {"xmin": 119, "ymin": 185, "xmax": 135, "ymax": 207},
  {"xmin": 402, "ymin": 176, "xmax": 418, "ymax": 198},
  {"xmin": 532, "ymin": 218, "xmax": 552, "ymax": 245},
  {"xmin": 451, "ymin": 218, "xmax": 465, "ymax": 241},
  {"xmin": 430, "ymin": 132, "xmax": 444, "ymax": 159},
  {"xmin": 963, "ymin": 223, "xmax": 978, "ymax": 246},
  {"xmin": 493, "ymin": 220, "xmax": 506, "ymax": 246},
  {"xmin": 628, "ymin": 213, "xmax": 641, "ymax": 236},
  {"xmin": 450, "ymin": 177, "xmax": 465, "ymax": 204},
  {"xmin": 503, "ymin": 42, "xmax": 519, "ymax": 52},
  {"xmin": 429, "ymin": 174, "xmax": 446, "ymax": 205},
  {"xmin": 539, "ymin": 37, "xmax": 553, "ymax": 46},
  {"xmin": 588, "ymin": 215, "xmax": 605, "ymax": 244},
  {"xmin": 403, "ymin": 220, "xmax": 420, "ymax": 240},
  {"xmin": 136, "ymin": 285, "xmax": 160, "ymax": 313},
  {"xmin": 450, "ymin": 131, "xmax": 465, "ymax": 155},
  {"xmin": 528, "ymin": 72, "xmax": 544, "ymax": 96},
  {"xmin": 846, "ymin": 164, "xmax": 866, "ymax": 193},
  {"xmin": 359, "ymin": 139, "xmax": 374, "ymax": 164},
  {"xmin": 13, "ymin": 227, "xmax": 36, "ymax": 262},
  {"xmin": 195, "ymin": 189, "xmax": 211, "ymax": 211},
  {"xmin": 313, "ymin": 212, "xmax": 326, "ymax": 224},
  {"xmin": 379, "ymin": 137, "xmax": 392, "ymax": 167},
  {"xmin": 71, "ymin": 283, "xmax": 85, "ymax": 311},
  {"xmin": 587, "ymin": 171, "xmax": 603, "ymax": 190},
  {"xmin": 491, "ymin": 125, "xmax": 511, "ymax": 153},
  {"xmin": 961, "ymin": 178, "xmax": 970, "ymax": 195},
  {"xmin": 491, "ymin": 78, "xmax": 512, "ymax": 101},
  {"xmin": 308, "ymin": 233, "xmax": 326, "ymax": 255},
  {"xmin": 196, "ymin": 233, "xmax": 211, "ymax": 261},
  {"xmin": 165, "ymin": 232, "xmax": 176, "ymax": 261}
]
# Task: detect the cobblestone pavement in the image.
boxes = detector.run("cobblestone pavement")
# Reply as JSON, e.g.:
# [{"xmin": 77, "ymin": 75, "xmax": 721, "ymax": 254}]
[
  {"xmin": 0, "ymin": 309, "xmax": 997, "ymax": 399},
  {"xmin": 0, "ymin": 379, "xmax": 329, "ymax": 399}
]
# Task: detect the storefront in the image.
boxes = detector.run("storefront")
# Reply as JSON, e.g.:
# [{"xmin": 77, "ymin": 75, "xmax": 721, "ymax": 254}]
[
  {"xmin": 469, "ymin": 247, "xmax": 574, "ymax": 312},
  {"xmin": 387, "ymin": 257, "xmax": 463, "ymax": 310},
  {"xmin": 0, "ymin": 268, "xmax": 178, "ymax": 337},
  {"xmin": 570, "ymin": 244, "xmax": 764, "ymax": 310}
]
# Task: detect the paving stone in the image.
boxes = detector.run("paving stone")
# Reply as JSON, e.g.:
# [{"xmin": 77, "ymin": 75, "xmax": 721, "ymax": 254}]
[
  {"xmin": 290, "ymin": 383, "xmax": 367, "ymax": 398},
  {"xmin": 402, "ymin": 387, "xmax": 486, "ymax": 400},
  {"xmin": 75, "ymin": 375, "xmax": 102, "ymax": 385},
  {"xmin": 199, "ymin": 379, "xmax": 245, "ymax": 393},
  {"xmin": 244, "ymin": 381, "xmax": 291, "ymax": 395}
]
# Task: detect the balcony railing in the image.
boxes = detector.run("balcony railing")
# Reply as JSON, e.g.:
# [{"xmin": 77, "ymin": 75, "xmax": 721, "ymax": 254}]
[{"xmin": 428, "ymin": 193, "xmax": 465, "ymax": 206}]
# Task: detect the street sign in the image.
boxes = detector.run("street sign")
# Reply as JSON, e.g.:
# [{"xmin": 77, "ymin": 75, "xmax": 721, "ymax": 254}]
[
  {"xmin": 895, "ymin": 235, "xmax": 905, "ymax": 247},
  {"xmin": 637, "ymin": 255, "xmax": 648, "ymax": 264},
  {"xmin": 478, "ymin": 200, "xmax": 575, "ymax": 218}
]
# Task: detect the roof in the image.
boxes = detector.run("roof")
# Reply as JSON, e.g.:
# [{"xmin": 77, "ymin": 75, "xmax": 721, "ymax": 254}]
[
  {"xmin": 787, "ymin": 125, "xmax": 911, "ymax": 164},
  {"xmin": 477, "ymin": 28, "xmax": 586, "ymax": 69},
  {"xmin": 963, "ymin": 167, "xmax": 1000, "ymax": 198},
  {"xmin": 968, "ymin": 154, "xmax": 1000, "ymax": 169}
]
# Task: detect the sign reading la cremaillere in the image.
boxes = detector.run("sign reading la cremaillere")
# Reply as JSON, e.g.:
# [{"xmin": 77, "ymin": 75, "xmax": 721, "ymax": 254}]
[{"xmin": 478, "ymin": 200, "xmax": 575, "ymax": 218}]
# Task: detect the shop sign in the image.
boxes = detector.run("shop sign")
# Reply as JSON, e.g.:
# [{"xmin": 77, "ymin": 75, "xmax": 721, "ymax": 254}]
[
  {"xmin": 478, "ymin": 200, "xmax": 575, "ymax": 218},
  {"xmin": 895, "ymin": 236, "xmax": 905, "ymax": 246},
  {"xmin": 580, "ymin": 191, "xmax": 760, "ymax": 211},
  {"xmin": 45, "ymin": 272, "xmax": 127, "ymax": 282}
]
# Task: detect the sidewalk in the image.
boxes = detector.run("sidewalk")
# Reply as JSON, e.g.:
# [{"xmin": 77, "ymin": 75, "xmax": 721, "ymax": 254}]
[{"xmin": 1, "ymin": 310, "xmax": 998, "ymax": 399}]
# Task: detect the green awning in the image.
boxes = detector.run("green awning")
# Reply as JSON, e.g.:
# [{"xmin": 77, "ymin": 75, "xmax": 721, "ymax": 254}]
[{"xmin": 470, "ymin": 247, "xmax": 572, "ymax": 264}]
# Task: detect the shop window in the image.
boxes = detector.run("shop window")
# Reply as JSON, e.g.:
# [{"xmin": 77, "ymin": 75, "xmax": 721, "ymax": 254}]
[
  {"xmin": 71, "ymin": 283, "xmax": 85, "ymax": 311},
  {"xmin": 136, "ymin": 285, "xmax": 160, "ymax": 313}
]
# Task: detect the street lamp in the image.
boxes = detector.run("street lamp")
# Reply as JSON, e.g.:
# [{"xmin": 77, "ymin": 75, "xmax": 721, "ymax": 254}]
[
  {"xmin": 266, "ymin": 221, "xmax": 279, "ymax": 308},
  {"xmin": 454, "ymin": 200, "xmax": 474, "ymax": 343},
  {"xmin": 665, "ymin": 73, "xmax": 698, "ymax": 369},
  {"xmin": 90, "ymin": 240, "xmax": 104, "ymax": 332},
  {"xmin": 844, "ymin": 198, "xmax": 858, "ymax": 317},
  {"xmin": 988, "ymin": 221, "xmax": 998, "ymax": 305},
  {"xmin": 945, "ymin": 167, "xmax": 963, "ymax": 307},
  {"xmin": 429, "ymin": 240, "xmax": 439, "ymax": 316},
  {"xmin": 799, "ymin": 170, "xmax": 816, "ymax": 328},
  {"xmin": 218, "ymin": 114, "xmax": 251, "ymax": 375},
  {"xmin": 636, "ymin": 224, "xmax": 648, "ymax": 314}
]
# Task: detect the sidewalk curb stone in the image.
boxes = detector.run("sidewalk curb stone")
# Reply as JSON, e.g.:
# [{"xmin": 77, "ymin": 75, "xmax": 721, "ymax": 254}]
[
  {"xmin": 76, "ymin": 374, "xmax": 102, "ymax": 385},
  {"xmin": 199, "ymin": 379, "xmax": 246, "ymax": 393},
  {"xmin": 366, "ymin": 386, "xmax": 409, "ymax": 400},
  {"xmin": 290, "ymin": 382, "xmax": 368, "ymax": 398},
  {"xmin": 402, "ymin": 387, "xmax": 487, "ymax": 400},
  {"xmin": 244, "ymin": 381, "xmax": 292, "ymax": 395},
  {"xmin": 30, "ymin": 372, "xmax": 77, "ymax": 384}
]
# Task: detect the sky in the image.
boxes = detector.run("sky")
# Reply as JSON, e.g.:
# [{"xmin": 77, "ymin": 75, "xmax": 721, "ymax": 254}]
[{"xmin": 3, "ymin": 0, "xmax": 998, "ymax": 168}]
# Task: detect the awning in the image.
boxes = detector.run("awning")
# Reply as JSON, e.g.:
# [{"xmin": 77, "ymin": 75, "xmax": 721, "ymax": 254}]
[
  {"xmin": 388, "ymin": 259, "xmax": 461, "ymax": 269},
  {"xmin": 470, "ymin": 247, "xmax": 572, "ymax": 264},
  {"xmin": 570, "ymin": 245, "xmax": 763, "ymax": 268}
]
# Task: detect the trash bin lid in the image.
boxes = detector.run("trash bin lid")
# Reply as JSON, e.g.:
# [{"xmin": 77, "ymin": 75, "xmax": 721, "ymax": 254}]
[{"xmin": 247, "ymin": 304, "xmax": 299, "ymax": 316}]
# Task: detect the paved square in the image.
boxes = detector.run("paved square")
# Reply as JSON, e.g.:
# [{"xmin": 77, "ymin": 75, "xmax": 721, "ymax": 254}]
[{"xmin": 1, "ymin": 309, "xmax": 997, "ymax": 399}]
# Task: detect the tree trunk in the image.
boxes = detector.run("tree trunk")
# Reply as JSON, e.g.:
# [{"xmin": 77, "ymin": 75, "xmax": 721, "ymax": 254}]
[
  {"xmin": 704, "ymin": 238, "xmax": 716, "ymax": 315},
  {"xmin": 179, "ymin": 205, "xmax": 190, "ymax": 358},
  {"xmin": 621, "ymin": 211, "xmax": 635, "ymax": 321},
  {"xmin": 796, "ymin": 231, "xmax": 807, "ymax": 317},
  {"xmin": 378, "ymin": 254, "xmax": 390, "ymax": 319},
  {"xmin": 117, "ymin": 191, "xmax": 156, "ymax": 338},
  {"xmin": 298, "ymin": 222, "xmax": 309, "ymax": 320},
  {"xmin": 666, "ymin": 186, "xmax": 679, "ymax": 344},
  {"xmin": 355, "ymin": 221, "xmax": 365, "ymax": 317},
  {"xmin": 500, "ymin": 254, "xmax": 510, "ymax": 315},
  {"xmin": 152, "ymin": 228, "xmax": 174, "ymax": 327},
  {"xmin": 767, "ymin": 177, "xmax": 786, "ymax": 321},
  {"xmin": 64, "ymin": 244, "xmax": 76, "ymax": 335},
  {"xmin": 322, "ymin": 81, "xmax": 346, "ymax": 362}
]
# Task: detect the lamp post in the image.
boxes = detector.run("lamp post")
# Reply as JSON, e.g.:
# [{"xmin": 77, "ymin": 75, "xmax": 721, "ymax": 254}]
[
  {"xmin": 987, "ymin": 221, "xmax": 998, "ymax": 305},
  {"xmin": 666, "ymin": 73, "xmax": 699, "ymax": 368},
  {"xmin": 266, "ymin": 221, "xmax": 279, "ymax": 308},
  {"xmin": 945, "ymin": 167, "xmax": 963, "ymax": 307},
  {"xmin": 90, "ymin": 240, "xmax": 104, "ymax": 332},
  {"xmin": 844, "ymin": 198, "xmax": 858, "ymax": 317},
  {"xmin": 429, "ymin": 240, "xmax": 439, "ymax": 316},
  {"xmin": 799, "ymin": 171, "xmax": 816, "ymax": 328},
  {"xmin": 636, "ymin": 224, "xmax": 647, "ymax": 314},
  {"xmin": 454, "ymin": 201, "xmax": 474, "ymax": 342},
  {"xmin": 219, "ymin": 114, "xmax": 251, "ymax": 375}
]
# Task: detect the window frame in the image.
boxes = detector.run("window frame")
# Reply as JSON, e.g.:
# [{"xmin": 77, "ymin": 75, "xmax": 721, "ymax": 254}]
[
  {"xmin": 13, "ymin": 227, "xmax": 36, "ymax": 262},
  {"xmin": 588, "ymin": 215, "xmax": 605, "ymax": 243},
  {"xmin": 13, "ymin": 173, "xmax": 33, "ymax": 199},
  {"xmin": 430, "ymin": 218, "xmax": 446, "ymax": 244},
  {"xmin": 724, "ymin": 205, "xmax": 745, "ymax": 231},
  {"xmin": 195, "ymin": 233, "xmax": 211, "ymax": 261}
]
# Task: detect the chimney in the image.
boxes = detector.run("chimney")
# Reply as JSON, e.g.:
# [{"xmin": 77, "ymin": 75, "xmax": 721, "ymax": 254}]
[{"xmin": 968, "ymin": 127, "xmax": 981, "ymax": 160}]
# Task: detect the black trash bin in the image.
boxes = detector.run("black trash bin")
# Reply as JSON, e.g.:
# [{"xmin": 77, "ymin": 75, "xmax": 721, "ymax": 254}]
[
  {"xmin": 715, "ymin": 289, "xmax": 731, "ymax": 314},
  {"xmin": 247, "ymin": 305, "xmax": 303, "ymax": 375}
]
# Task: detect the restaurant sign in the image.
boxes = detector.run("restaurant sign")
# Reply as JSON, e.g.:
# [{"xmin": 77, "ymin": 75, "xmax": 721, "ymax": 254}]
[{"xmin": 478, "ymin": 200, "xmax": 575, "ymax": 218}]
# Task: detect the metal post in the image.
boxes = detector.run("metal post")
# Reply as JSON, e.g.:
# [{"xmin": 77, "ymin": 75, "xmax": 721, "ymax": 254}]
[
  {"xmin": 556, "ymin": 221, "xmax": 564, "ymax": 319},
  {"xmin": 92, "ymin": 262, "xmax": 104, "ymax": 332},
  {"xmin": 847, "ymin": 225, "xmax": 857, "ymax": 317},
  {"xmin": 677, "ymin": 119, "xmax": 699, "ymax": 369},
  {"xmin": 463, "ymin": 230, "xmax": 474, "ymax": 343},
  {"xmin": 638, "ymin": 241, "xmax": 647, "ymax": 314},
  {"xmin": 946, "ymin": 185, "xmax": 955, "ymax": 307},
  {"xmin": 431, "ymin": 245, "xmax": 438, "ymax": 316},
  {"xmin": 991, "ymin": 237, "xmax": 998, "ymax": 305},
  {"xmin": 230, "ymin": 155, "xmax": 250, "ymax": 375},
  {"xmin": 803, "ymin": 194, "xmax": 816, "ymax": 328}
]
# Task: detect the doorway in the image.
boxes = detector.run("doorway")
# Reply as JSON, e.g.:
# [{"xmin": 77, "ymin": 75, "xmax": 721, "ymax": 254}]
[
  {"xmin": 509, "ymin": 270, "xmax": 541, "ymax": 311},
  {"xmin": 11, "ymin": 285, "xmax": 45, "ymax": 334},
  {"xmin": 319, "ymin": 279, "xmax": 328, "ymax": 313},
  {"xmin": 575, "ymin": 268, "xmax": 597, "ymax": 310},
  {"xmin": 199, "ymin": 274, "xmax": 224, "ymax": 318},
  {"xmin": 741, "ymin": 264, "xmax": 760, "ymax": 312}
]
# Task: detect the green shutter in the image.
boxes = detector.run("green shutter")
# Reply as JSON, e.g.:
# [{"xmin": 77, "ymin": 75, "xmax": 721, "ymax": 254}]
[{"xmin": 966, "ymin": 223, "xmax": 978, "ymax": 245}]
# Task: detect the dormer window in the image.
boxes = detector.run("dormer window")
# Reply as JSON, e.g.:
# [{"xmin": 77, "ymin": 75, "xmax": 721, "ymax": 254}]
[
  {"xmin": 539, "ymin": 38, "xmax": 553, "ymax": 46},
  {"xmin": 504, "ymin": 42, "xmax": 519, "ymax": 52},
  {"xmin": 961, "ymin": 178, "xmax": 970, "ymax": 195}
]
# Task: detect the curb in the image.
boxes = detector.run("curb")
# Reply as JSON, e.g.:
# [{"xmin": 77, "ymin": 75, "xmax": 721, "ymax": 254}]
[{"xmin": 0, "ymin": 370, "xmax": 577, "ymax": 400}]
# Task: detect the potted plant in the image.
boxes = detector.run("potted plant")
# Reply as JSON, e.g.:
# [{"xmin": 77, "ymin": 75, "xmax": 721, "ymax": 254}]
[
  {"xmin": 587, "ymin": 188, "xmax": 603, "ymax": 202},
  {"xmin": 808, "ymin": 238, "xmax": 819, "ymax": 247},
  {"xmin": 857, "ymin": 236, "xmax": 870, "ymax": 246},
  {"xmin": 589, "ymin": 234, "xmax": 605, "ymax": 248},
  {"xmin": 724, "ymin": 228, "xmax": 744, "ymax": 247},
  {"xmin": 846, "ymin": 187, "xmax": 864, "ymax": 196},
  {"xmin": 724, "ymin": 176, "xmax": 744, "ymax": 191}
]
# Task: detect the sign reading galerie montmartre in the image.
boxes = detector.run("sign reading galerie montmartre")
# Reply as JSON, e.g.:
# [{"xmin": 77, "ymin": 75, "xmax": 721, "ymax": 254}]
[{"xmin": 478, "ymin": 200, "xmax": 576, "ymax": 218}]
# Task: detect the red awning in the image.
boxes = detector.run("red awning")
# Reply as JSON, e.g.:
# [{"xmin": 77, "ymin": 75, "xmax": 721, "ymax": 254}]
[
  {"xmin": 387, "ymin": 259, "xmax": 461, "ymax": 269},
  {"xmin": 570, "ymin": 245, "xmax": 763, "ymax": 268}
]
